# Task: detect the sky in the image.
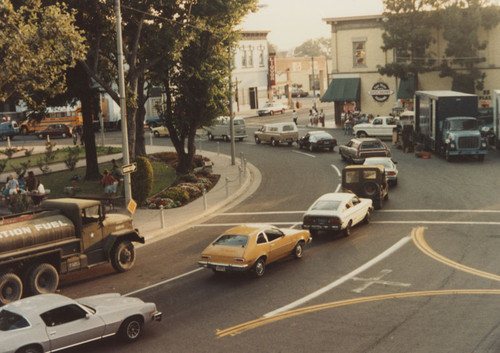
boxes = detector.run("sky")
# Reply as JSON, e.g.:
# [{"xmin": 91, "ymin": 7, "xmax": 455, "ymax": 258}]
[{"xmin": 240, "ymin": 0, "xmax": 383, "ymax": 51}]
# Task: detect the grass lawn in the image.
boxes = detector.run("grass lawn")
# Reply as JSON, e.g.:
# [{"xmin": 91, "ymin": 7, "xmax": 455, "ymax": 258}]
[{"xmin": 42, "ymin": 160, "xmax": 176, "ymax": 199}]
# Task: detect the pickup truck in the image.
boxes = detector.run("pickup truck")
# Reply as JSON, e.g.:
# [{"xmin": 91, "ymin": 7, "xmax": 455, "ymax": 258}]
[{"xmin": 354, "ymin": 116, "xmax": 398, "ymax": 138}]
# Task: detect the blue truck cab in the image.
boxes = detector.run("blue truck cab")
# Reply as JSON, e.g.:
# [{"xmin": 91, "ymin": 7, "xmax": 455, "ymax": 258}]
[
  {"xmin": 414, "ymin": 91, "xmax": 488, "ymax": 161},
  {"xmin": 0, "ymin": 121, "xmax": 20, "ymax": 141}
]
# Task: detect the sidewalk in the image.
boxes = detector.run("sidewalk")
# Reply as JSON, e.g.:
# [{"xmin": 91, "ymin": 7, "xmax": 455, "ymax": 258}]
[{"xmin": 0, "ymin": 145, "xmax": 261, "ymax": 243}]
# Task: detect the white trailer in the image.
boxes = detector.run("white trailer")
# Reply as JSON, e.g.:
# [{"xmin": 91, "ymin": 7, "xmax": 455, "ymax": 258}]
[{"xmin": 494, "ymin": 90, "xmax": 500, "ymax": 148}]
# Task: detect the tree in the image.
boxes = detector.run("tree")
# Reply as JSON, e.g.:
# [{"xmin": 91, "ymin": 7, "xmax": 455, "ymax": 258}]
[
  {"xmin": 157, "ymin": 0, "xmax": 257, "ymax": 176},
  {"xmin": 293, "ymin": 38, "xmax": 331, "ymax": 58},
  {"xmin": 378, "ymin": 0, "xmax": 437, "ymax": 90},
  {"xmin": 438, "ymin": 0, "xmax": 500, "ymax": 93},
  {"xmin": 0, "ymin": 0, "xmax": 86, "ymax": 108}
]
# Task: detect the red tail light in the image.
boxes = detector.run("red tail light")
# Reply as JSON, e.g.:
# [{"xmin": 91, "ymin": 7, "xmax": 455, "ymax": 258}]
[
  {"xmin": 387, "ymin": 171, "xmax": 396, "ymax": 175},
  {"xmin": 328, "ymin": 218, "xmax": 341, "ymax": 224}
]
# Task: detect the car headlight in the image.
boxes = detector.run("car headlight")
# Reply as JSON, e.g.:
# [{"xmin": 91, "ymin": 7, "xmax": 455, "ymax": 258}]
[{"xmin": 481, "ymin": 141, "xmax": 488, "ymax": 148}]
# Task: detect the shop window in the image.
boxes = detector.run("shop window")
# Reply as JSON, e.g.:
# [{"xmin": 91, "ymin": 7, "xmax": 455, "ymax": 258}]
[{"xmin": 353, "ymin": 41, "xmax": 366, "ymax": 67}]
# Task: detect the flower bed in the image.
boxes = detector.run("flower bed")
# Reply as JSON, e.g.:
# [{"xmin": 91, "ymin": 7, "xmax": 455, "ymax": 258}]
[{"xmin": 145, "ymin": 153, "xmax": 220, "ymax": 209}]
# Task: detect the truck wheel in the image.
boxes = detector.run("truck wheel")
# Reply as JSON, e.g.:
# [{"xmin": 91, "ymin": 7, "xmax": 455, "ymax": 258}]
[
  {"xmin": 362, "ymin": 181, "xmax": 379, "ymax": 197},
  {"xmin": 118, "ymin": 316, "xmax": 143, "ymax": 343},
  {"xmin": 0, "ymin": 273, "xmax": 23, "ymax": 304},
  {"xmin": 111, "ymin": 240, "xmax": 136, "ymax": 272},
  {"xmin": 28, "ymin": 263, "xmax": 59, "ymax": 295}
]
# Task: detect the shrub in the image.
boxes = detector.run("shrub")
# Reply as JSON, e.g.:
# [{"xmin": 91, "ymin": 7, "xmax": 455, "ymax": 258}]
[
  {"xmin": 64, "ymin": 146, "xmax": 81, "ymax": 171},
  {"xmin": 131, "ymin": 156, "xmax": 154, "ymax": 206},
  {"xmin": 159, "ymin": 186, "xmax": 189, "ymax": 204},
  {"xmin": 8, "ymin": 194, "xmax": 32, "ymax": 213},
  {"xmin": 178, "ymin": 183, "xmax": 202, "ymax": 198}
]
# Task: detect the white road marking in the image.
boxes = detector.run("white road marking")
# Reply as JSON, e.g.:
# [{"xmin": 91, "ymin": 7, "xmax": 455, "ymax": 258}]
[
  {"xmin": 263, "ymin": 236, "xmax": 412, "ymax": 318},
  {"xmin": 292, "ymin": 150, "xmax": 316, "ymax": 158},
  {"xmin": 216, "ymin": 209, "xmax": 500, "ymax": 216},
  {"xmin": 193, "ymin": 220, "xmax": 500, "ymax": 227},
  {"xmin": 352, "ymin": 269, "xmax": 411, "ymax": 293},
  {"xmin": 124, "ymin": 268, "xmax": 204, "ymax": 297},
  {"xmin": 331, "ymin": 164, "xmax": 341, "ymax": 177}
]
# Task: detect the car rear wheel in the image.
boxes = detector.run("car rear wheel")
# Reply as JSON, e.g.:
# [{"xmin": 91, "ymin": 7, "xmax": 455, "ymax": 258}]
[
  {"xmin": 0, "ymin": 272, "xmax": 23, "ymax": 305},
  {"xmin": 271, "ymin": 138, "xmax": 278, "ymax": 147},
  {"xmin": 119, "ymin": 316, "xmax": 143, "ymax": 343},
  {"xmin": 111, "ymin": 240, "xmax": 136, "ymax": 272},
  {"xmin": 27, "ymin": 263, "xmax": 59, "ymax": 295},
  {"xmin": 208, "ymin": 132, "xmax": 214, "ymax": 140},
  {"xmin": 255, "ymin": 136, "xmax": 261, "ymax": 144},
  {"xmin": 16, "ymin": 345, "xmax": 42, "ymax": 353},
  {"xmin": 252, "ymin": 257, "xmax": 266, "ymax": 277},
  {"xmin": 344, "ymin": 221, "xmax": 352, "ymax": 237},
  {"xmin": 293, "ymin": 242, "xmax": 304, "ymax": 259},
  {"xmin": 154, "ymin": 131, "xmax": 160, "ymax": 137},
  {"xmin": 270, "ymin": 111, "xmax": 274, "ymax": 115}
]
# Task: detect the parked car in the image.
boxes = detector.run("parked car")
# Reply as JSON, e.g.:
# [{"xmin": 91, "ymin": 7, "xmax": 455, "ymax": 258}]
[
  {"xmin": 342, "ymin": 165, "xmax": 389, "ymax": 209},
  {"xmin": 145, "ymin": 116, "xmax": 162, "ymax": 129},
  {"xmin": 257, "ymin": 102, "xmax": 287, "ymax": 116},
  {"xmin": 254, "ymin": 122, "xmax": 298, "ymax": 146},
  {"xmin": 291, "ymin": 89, "xmax": 308, "ymax": 98},
  {"xmin": 198, "ymin": 224, "xmax": 311, "ymax": 277},
  {"xmin": 353, "ymin": 116, "xmax": 398, "ymax": 138},
  {"xmin": 0, "ymin": 293, "xmax": 162, "ymax": 353},
  {"xmin": 302, "ymin": 192, "xmax": 373, "ymax": 237},
  {"xmin": 151, "ymin": 125, "xmax": 170, "ymax": 137},
  {"xmin": 298, "ymin": 131, "xmax": 337, "ymax": 152},
  {"xmin": 363, "ymin": 157, "xmax": 398, "ymax": 186},
  {"xmin": 205, "ymin": 116, "xmax": 247, "ymax": 141},
  {"xmin": 339, "ymin": 137, "xmax": 391, "ymax": 164},
  {"xmin": 0, "ymin": 121, "xmax": 19, "ymax": 141},
  {"xmin": 37, "ymin": 124, "xmax": 72, "ymax": 139}
]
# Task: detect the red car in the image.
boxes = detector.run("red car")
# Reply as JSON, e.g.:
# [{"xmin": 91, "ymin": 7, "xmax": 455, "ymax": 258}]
[{"xmin": 37, "ymin": 124, "xmax": 73, "ymax": 139}]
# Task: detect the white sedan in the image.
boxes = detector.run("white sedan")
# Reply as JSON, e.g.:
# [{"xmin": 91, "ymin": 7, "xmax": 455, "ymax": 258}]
[
  {"xmin": 257, "ymin": 102, "xmax": 288, "ymax": 116},
  {"xmin": 1, "ymin": 293, "xmax": 162, "ymax": 353},
  {"xmin": 302, "ymin": 192, "xmax": 373, "ymax": 237},
  {"xmin": 363, "ymin": 157, "xmax": 398, "ymax": 186}
]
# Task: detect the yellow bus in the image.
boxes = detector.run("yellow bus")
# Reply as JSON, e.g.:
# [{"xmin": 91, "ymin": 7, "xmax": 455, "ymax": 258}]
[{"xmin": 19, "ymin": 106, "xmax": 83, "ymax": 135}]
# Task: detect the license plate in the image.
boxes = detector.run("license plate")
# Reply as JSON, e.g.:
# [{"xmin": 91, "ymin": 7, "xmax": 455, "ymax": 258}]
[
  {"xmin": 323, "ymin": 141, "xmax": 330, "ymax": 145},
  {"xmin": 215, "ymin": 266, "xmax": 226, "ymax": 272}
]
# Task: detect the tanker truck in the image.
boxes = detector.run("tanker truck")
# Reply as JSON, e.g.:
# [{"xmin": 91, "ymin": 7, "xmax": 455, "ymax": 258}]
[{"xmin": 0, "ymin": 198, "xmax": 144, "ymax": 305}]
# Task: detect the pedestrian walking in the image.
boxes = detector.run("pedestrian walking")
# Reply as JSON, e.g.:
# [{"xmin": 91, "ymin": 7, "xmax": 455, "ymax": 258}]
[
  {"xmin": 313, "ymin": 108, "xmax": 318, "ymax": 126},
  {"xmin": 308, "ymin": 110, "xmax": 313, "ymax": 127},
  {"xmin": 292, "ymin": 110, "xmax": 298, "ymax": 126},
  {"xmin": 319, "ymin": 109, "xmax": 325, "ymax": 127}
]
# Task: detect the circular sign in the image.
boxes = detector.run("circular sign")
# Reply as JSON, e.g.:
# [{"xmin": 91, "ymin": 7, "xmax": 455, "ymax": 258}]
[{"xmin": 368, "ymin": 82, "xmax": 394, "ymax": 102}]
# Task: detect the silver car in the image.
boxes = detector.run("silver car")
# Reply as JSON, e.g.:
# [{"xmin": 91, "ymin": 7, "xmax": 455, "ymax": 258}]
[
  {"xmin": 1, "ymin": 293, "xmax": 162, "ymax": 353},
  {"xmin": 363, "ymin": 157, "xmax": 398, "ymax": 186}
]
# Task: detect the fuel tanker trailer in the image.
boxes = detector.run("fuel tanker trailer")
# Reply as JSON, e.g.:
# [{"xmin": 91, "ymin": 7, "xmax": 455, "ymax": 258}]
[{"xmin": 0, "ymin": 198, "xmax": 144, "ymax": 305}]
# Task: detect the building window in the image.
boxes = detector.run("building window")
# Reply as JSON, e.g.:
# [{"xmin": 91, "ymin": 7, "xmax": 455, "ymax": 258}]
[
  {"xmin": 258, "ymin": 45, "xmax": 265, "ymax": 66},
  {"xmin": 353, "ymin": 41, "xmax": 366, "ymax": 67},
  {"xmin": 248, "ymin": 45, "xmax": 254, "ymax": 67},
  {"xmin": 241, "ymin": 45, "xmax": 247, "ymax": 67}
]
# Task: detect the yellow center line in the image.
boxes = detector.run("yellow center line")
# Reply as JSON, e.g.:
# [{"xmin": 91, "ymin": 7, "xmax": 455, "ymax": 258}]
[
  {"xmin": 412, "ymin": 227, "xmax": 500, "ymax": 282},
  {"xmin": 216, "ymin": 289, "xmax": 500, "ymax": 338}
]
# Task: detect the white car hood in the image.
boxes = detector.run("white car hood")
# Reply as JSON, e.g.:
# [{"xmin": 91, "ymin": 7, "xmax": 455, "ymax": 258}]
[{"xmin": 78, "ymin": 293, "xmax": 144, "ymax": 312}]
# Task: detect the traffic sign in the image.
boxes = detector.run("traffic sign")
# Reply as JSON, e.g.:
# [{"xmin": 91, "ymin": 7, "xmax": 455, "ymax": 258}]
[{"xmin": 121, "ymin": 162, "xmax": 137, "ymax": 175}]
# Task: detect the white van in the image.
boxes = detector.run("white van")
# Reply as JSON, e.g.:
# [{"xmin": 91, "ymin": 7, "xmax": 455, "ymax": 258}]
[{"xmin": 205, "ymin": 116, "xmax": 247, "ymax": 141}]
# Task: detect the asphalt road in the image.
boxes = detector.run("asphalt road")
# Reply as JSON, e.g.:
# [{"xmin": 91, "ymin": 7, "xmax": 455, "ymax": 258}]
[{"xmin": 8, "ymin": 117, "xmax": 500, "ymax": 353}]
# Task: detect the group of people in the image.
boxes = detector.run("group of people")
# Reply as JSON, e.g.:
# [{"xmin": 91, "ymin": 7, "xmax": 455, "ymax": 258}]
[
  {"xmin": 342, "ymin": 111, "xmax": 373, "ymax": 135},
  {"xmin": 308, "ymin": 108, "xmax": 326, "ymax": 127},
  {"xmin": 101, "ymin": 159, "xmax": 123, "ymax": 196},
  {"xmin": 3, "ymin": 171, "xmax": 46, "ymax": 206}
]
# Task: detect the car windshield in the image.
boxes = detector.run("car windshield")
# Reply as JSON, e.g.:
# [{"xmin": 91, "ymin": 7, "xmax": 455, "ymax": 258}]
[
  {"xmin": 0, "ymin": 309, "xmax": 29, "ymax": 331},
  {"xmin": 234, "ymin": 120, "xmax": 244, "ymax": 125},
  {"xmin": 312, "ymin": 200, "xmax": 341, "ymax": 211},
  {"xmin": 449, "ymin": 119, "xmax": 478, "ymax": 131},
  {"xmin": 365, "ymin": 159, "xmax": 391, "ymax": 168},
  {"xmin": 214, "ymin": 234, "xmax": 248, "ymax": 247}
]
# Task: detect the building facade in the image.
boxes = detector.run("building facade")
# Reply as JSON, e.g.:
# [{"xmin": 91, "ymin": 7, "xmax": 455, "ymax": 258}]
[
  {"xmin": 322, "ymin": 14, "xmax": 500, "ymax": 123},
  {"xmin": 231, "ymin": 31, "xmax": 270, "ymax": 113}
]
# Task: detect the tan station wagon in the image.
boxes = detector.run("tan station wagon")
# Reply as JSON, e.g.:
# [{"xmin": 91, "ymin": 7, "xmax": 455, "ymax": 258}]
[{"xmin": 254, "ymin": 122, "xmax": 299, "ymax": 146}]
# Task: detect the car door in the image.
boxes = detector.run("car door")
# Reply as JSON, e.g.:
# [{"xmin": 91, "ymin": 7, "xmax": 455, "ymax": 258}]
[
  {"xmin": 41, "ymin": 304, "xmax": 106, "ymax": 351},
  {"xmin": 265, "ymin": 228, "xmax": 293, "ymax": 262},
  {"xmin": 349, "ymin": 196, "xmax": 366, "ymax": 226}
]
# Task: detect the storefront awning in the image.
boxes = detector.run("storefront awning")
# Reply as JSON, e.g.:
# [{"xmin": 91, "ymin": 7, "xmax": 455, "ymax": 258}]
[
  {"xmin": 321, "ymin": 78, "xmax": 360, "ymax": 102},
  {"xmin": 398, "ymin": 76, "xmax": 415, "ymax": 99}
]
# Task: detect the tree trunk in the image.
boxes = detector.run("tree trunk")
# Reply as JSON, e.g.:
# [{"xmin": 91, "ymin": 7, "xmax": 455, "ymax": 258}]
[
  {"xmin": 135, "ymin": 76, "xmax": 147, "ymax": 158},
  {"xmin": 81, "ymin": 93, "xmax": 101, "ymax": 181}
]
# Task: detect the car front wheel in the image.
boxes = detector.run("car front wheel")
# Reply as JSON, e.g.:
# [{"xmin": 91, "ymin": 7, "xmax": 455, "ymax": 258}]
[
  {"xmin": 344, "ymin": 221, "xmax": 352, "ymax": 237},
  {"xmin": 255, "ymin": 136, "xmax": 261, "ymax": 144},
  {"xmin": 293, "ymin": 242, "xmax": 304, "ymax": 259},
  {"xmin": 119, "ymin": 317, "xmax": 143, "ymax": 343},
  {"xmin": 364, "ymin": 210, "xmax": 371, "ymax": 224}
]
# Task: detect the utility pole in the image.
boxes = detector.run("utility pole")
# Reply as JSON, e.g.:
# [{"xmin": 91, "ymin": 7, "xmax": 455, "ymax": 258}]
[{"xmin": 115, "ymin": 0, "xmax": 132, "ymax": 207}]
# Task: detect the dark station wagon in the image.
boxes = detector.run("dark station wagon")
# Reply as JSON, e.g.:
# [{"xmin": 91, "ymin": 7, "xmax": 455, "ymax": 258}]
[{"xmin": 339, "ymin": 137, "xmax": 391, "ymax": 164}]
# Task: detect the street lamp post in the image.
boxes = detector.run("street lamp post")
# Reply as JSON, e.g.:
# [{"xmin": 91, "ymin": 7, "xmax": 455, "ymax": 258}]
[
  {"xmin": 228, "ymin": 47, "xmax": 235, "ymax": 165},
  {"xmin": 115, "ymin": 0, "xmax": 132, "ymax": 207}
]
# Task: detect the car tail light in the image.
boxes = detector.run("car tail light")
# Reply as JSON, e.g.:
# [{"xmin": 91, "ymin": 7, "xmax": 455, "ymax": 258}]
[
  {"xmin": 303, "ymin": 216, "xmax": 313, "ymax": 224},
  {"xmin": 328, "ymin": 218, "xmax": 341, "ymax": 224},
  {"xmin": 387, "ymin": 171, "xmax": 396, "ymax": 175},
  {"xmin": 318, "ymin": 141, "xmax": 323, "ymax": 145}
]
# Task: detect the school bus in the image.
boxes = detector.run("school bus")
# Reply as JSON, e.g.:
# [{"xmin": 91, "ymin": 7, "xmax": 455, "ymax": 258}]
[{"xmin": 19, "ymin": 106, "xmax": 83, "ymax": 135}]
